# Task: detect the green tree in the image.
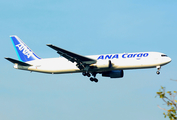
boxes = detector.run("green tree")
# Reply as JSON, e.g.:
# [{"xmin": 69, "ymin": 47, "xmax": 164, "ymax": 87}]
[{"xmin": 156, "ymin": 86, "xmax": 177, "ymax": 120}]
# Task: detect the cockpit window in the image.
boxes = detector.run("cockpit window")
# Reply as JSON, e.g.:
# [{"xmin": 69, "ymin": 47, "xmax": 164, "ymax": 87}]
[{"xmin": 161, "ymin": 54, "xmax": 168, "ymax": 57}]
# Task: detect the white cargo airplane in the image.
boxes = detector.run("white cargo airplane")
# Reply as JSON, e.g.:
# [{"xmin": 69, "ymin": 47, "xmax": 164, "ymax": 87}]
[{"xmin": 5, "ymin": 35, "xmax": 171, "ymax": 82}]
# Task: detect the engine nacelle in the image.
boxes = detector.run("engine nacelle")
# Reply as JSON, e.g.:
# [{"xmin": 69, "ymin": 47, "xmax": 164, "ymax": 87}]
[{"xmin": 102, "ymin": 70, "xmax": 124, "ymax": 78}]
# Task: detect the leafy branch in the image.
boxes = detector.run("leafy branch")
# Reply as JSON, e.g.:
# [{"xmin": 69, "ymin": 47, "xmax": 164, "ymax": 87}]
[{"xmin": 156, "ymin": 86, "xmax": 177, "ymax": 120}]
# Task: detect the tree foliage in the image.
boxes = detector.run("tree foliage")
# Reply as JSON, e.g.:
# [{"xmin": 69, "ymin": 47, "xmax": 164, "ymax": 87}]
[{"xmin": 156, "ymin": 86, "xmax": 177, "ymax": 120}]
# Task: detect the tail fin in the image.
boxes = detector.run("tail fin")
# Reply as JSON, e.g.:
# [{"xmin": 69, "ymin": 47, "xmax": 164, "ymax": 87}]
[{"xmin": 10, "ymin": 35, "xmax": 41, "ymax": 62}]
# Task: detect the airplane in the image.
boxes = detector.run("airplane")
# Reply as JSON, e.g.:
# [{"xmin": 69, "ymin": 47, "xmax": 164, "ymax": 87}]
[{"xmin": 5, "ymin": 35, "xmax": 172, "ymax": 83}]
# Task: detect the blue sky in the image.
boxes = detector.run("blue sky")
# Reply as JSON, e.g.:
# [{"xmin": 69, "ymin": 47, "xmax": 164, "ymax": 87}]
[{"xmin": 1, "ymin": 0, "xmax": 177, "ymax": 120}]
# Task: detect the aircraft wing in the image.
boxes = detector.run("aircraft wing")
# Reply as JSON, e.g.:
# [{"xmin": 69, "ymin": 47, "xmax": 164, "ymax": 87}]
[{"xmin": 47, "ymin": 44, "xmax": 97, "ymax": 69}]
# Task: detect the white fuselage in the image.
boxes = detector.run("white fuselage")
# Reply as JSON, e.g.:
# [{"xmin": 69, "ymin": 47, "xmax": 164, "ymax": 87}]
[{"xmin": 14, "ymin": 52, "xmax": 171, "ymax": 74}]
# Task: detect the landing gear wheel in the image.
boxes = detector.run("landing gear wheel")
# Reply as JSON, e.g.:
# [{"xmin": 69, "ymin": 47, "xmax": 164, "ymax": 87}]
[
  {"xmin": 87, "ymin": 73, "xmax": 91, "ymax": 77},
  {"xmin": 82, "ymin": 72, "xmax": 87, "ymax": 76},
  {"xmin": 90, "ymin": 77, "xmax": 94, "ymax": 82},
  {"xmin": 156, "ymin": 71, "xmax": 160, "ymax": 75},
  {"xmin": 90, "ymin": 77, "xmax": 98, "ymax": 82},
  {"xmin": 94, "ymin": 78, "xmax": 98, "ymax": 83}
]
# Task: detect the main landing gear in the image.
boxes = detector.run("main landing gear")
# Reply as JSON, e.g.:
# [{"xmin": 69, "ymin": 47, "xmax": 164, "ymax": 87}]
[
  {"xmin": 82, "ymin": 72, "xmax": 98, "ymax": 83},
  {"xmin": 90, "ymin": 77, "xmax": 98, "ymax": 82},
  {"xmin": 156, "ymin": 66, "xmax": 161, "ymax": 75},
  {"xmin": 82, "ymin": 72, "xmax": 90, "ymax": 77}
]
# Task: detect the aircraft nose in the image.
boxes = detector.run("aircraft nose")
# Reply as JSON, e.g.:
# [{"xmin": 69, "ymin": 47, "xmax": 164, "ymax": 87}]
[{"xmin": 167, "ymin": 57, "xmax": 172, "ymax": 63}]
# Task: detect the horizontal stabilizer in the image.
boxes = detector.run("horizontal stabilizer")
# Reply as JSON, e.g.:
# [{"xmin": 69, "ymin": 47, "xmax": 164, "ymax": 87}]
[{"xmin": 5, "ymin": 57, "xmax": 32, "ymax": 66}]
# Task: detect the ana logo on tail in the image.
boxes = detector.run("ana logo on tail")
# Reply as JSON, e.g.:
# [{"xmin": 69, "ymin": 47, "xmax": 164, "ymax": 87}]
[
  {"xmin": 16, "ymin": 42, "xmax": 33, "ymax": 58},
  {"xmin": 10, "ymin": 35, "xmax": 41, "ymax": 62}
]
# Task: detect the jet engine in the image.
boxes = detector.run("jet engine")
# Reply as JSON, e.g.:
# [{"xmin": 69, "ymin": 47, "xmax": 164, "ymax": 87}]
[{"xmin": 102, "ymin": 70, "xmax": 124, "ymax": 78}]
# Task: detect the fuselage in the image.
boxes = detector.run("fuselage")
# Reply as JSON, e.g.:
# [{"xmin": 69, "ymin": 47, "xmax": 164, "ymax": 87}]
[
  {"xmin": 6, "ymin": 35, "xmax": 172, "ymax": 82},
  {"xmin": 14, "ymin": 52, "xmax": 171, "ymax": 74}
]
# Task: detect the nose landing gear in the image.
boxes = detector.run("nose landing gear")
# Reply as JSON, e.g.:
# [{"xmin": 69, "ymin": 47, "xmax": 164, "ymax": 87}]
[
  {"xmin": 156, "ymin": 71, "xmax": 160, "ymax": 75},
  {"xmin": 156, "ymin": 66, "xmax": 161, "ymax": 75}
]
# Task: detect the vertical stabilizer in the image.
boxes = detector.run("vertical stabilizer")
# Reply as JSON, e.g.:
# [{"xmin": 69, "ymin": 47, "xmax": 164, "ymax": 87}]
[{"xmin": 10, "ymin": 35, "xmax": 41, "ymax": 62}]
